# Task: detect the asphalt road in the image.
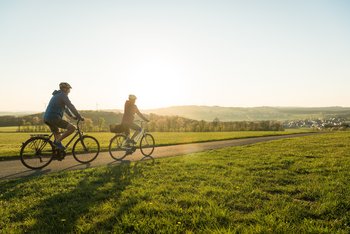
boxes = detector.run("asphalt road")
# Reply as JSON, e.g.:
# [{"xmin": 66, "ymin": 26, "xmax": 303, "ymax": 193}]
[{"xmin": 0, "ymin": 133, "xmax": 317, "ymax": 180}]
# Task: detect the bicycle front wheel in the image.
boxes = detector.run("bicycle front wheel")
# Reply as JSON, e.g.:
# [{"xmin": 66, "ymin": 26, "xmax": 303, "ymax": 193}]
[
  {"xmin": 109, "ymin": 134, "xmax": 128, "ymax": 160},
  {"xmin": 72, "ymin": 135, "xmax": 100, "ymax": 163},
  {"xmin": 20, "ymin": 137, "xmax": 54, "ymax": 169},
  {"xmin": 140, "ymin": 133, "xmax": 155, "ymax": 156}
]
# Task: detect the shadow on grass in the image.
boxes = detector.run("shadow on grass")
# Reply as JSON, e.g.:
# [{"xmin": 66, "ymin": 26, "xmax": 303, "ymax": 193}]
[
  {"xmin": 61, "ymin": 162, "xmax": 92, "ymax": 171},
  {"xmin": 89, "ymin": 157, "xmax": 156, "ymax": 232},
  {"xmin": 0, "ymin": 162, "xmax": 93, "ymax": 181},
  {"xmin": 0, "ymin": 159, "xmax": 155, "ymax": 233},
  {"xmin": 0, "ymin": 168, "xmax": 52, "ymax": 180}
]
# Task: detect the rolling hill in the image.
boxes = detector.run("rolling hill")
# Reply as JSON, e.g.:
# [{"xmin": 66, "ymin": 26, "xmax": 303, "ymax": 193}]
[{"xmin": 144, "ymin": 106, "xmax": 350, "ymax": 121}]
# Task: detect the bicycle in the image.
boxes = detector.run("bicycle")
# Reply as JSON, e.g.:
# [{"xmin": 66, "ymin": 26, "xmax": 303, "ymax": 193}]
[
  {"xmin": 20, "ymin": 119, "xmax": 100, "ymax": 170},
  {"xmin": 108, "ymin": 121, "xmax": 155, "ymax": 161}
]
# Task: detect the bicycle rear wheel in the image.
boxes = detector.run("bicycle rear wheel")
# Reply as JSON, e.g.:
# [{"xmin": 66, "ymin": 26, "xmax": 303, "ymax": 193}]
[
  {"xmin": 109, "ymin": 134, "xmax": 128, "ymax": 160},
  {"xmin": 72, "ymin": 135, "xmax": 100, "ymax": 163},
  {"xmin": 140, "ymin": 133, "xmax": 155, "ymax": 156},
  {"xmin": 20, "ymin": 137, "xmax": 54, "ymax": 169}
]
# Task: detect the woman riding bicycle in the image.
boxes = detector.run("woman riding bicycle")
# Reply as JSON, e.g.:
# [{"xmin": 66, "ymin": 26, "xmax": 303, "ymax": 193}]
[
  {"xmin": 121, "ymin": 94, "xmax": 149, "ymax": 144},
  {"xmin": 43, "ymin": 82, "xmax": 84, "ymax": 150}
]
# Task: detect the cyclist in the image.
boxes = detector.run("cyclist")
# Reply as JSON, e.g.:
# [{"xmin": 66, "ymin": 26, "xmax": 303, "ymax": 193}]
[
  {"xmin": 121, "ymin": 94, "xmax": 149, "ymax": 144},
  {"xmin": 43, "ymin": 82, "xmax": 84, "ymax": 150}
]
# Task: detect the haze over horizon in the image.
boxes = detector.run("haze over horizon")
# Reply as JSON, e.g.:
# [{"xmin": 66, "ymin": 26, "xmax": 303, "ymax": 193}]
[
  {"xmin": 1, "ymin": 1, "xmax": 350, "ymax": 112},
  {"xmin": 3, "ymin": 105, "xmax": 350, "ymax": 115}
]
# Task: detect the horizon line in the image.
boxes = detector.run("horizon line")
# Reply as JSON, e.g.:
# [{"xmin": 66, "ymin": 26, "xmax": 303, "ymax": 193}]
[{"xmin": 2, "ymin": 105, "xmax": 350, "ymax": 114}]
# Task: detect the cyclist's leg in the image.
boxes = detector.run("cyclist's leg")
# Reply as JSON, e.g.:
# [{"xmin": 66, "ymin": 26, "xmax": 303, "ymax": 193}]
[
  {"xmin": 45, "ymin": 120, "xmax": 66, "ymax": 150},
  {"xmin": 122, "ymin": 124, "xmax": 131, "ymax": 138},
  {"xmin": 45, "ymin": 121, "xmax": 61, "ymax": 141},
  {"xmin": 129, "ymin": 123, "xmax": 141, "ymax": 141},
  {"xmin": 55, "ymin": 119, "xmax": 76, "ymax": 142}
]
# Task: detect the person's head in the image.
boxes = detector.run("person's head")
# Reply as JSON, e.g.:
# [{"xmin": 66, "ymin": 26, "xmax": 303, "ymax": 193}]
[
  {"xmin": 128, "ymin": 94, "xmax": 137, "ymax": 103},
  {"xmin": 59, "ymin": 82, "xmax": 72, "ymax": 94}
]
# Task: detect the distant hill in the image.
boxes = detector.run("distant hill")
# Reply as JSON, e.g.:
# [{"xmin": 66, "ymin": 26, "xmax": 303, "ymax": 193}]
[{"xmin": 144, "ymin": 106, "xmax": 350, "ymax": 121}]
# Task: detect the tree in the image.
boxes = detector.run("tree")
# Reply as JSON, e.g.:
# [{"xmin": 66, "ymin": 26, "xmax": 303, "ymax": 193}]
[
  {"xmin": 213, "ymin": 117, "xmax": 220, "ymax": 127},
  {"xmin": 82, "ymin": 118, "xmax": 94, "ymax": 132},
  {"xmin": 32, "ymin": 117, "xmax": 40, "ymax": 132},
  {"xmin": 98, "ymin": 117, "xmax": 106, "ymax": 132}
]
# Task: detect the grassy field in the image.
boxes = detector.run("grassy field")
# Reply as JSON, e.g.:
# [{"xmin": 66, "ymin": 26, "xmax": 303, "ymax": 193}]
[
  {"xmin": 0, "ymin": 129, "xmax": 311, "ymax": 158},
  {"xmin": 0, "ymin": 126, "xmax": 18, "ymax": 132},
  {"xmin": 1, "ymin": 132, "xmax": 350, "ymax": 232}
]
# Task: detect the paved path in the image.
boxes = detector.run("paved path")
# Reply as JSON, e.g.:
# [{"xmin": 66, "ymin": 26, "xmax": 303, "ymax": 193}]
[{"xmin": 0, "ymin": 133, "xmax": 317, "ymax": 180}]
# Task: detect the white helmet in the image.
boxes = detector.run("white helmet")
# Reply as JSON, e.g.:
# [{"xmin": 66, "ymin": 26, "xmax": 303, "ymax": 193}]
[{"xmin": 129, "ymin": 94, "xmax": 137, "ymax": 100}]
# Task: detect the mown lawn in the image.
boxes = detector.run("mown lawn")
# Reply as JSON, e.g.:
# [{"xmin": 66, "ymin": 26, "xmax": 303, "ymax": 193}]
[
  {"xmin": 1, "ymin": 132, "xmax": 349, "ymax": 233},
  {"xmin": 0, "ymin": 126, "xmax": 18, "ymax": 132},
  {"xmin": 0, "ymin": 129, "xmax": 311, "ymax": 158}
]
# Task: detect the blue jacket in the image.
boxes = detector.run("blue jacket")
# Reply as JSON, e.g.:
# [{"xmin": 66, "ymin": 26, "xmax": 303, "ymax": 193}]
[{"xmin": 44, "ymin": 90, "xmax": 81, "ymax": 121}]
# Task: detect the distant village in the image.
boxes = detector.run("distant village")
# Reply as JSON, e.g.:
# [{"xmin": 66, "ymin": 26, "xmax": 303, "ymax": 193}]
[{"xmin": 283, "ymin": 117, "xmax": 350, "ymax": 130}]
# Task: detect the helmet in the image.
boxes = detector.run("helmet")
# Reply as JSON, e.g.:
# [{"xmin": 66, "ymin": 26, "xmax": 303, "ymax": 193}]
[
  {"xmin": 59, "ymin": 82, "xmax": 72, "ymax": 90},
  {"xmin": 129, "ymin": 94, "xmax": 137, "ymax": 100}
]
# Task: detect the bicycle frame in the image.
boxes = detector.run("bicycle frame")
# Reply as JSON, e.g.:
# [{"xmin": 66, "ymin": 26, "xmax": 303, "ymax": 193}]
[
  {"xmin": 21, "ymin": 119, "xmax": 101, "ymax": 169},
  {"xmin": 110, "ymin": 121, "xmax": 146, "ymax": 150},
  {"xmin": 62, "ymin": 119, "xmax": 86, "ymax": 150},
  {"xmin": 108, "ymin": 120, "xmax": 154, "ymax": 160},
  {"xmin": 63, "ymin": 131, "xmax": 80, "ymax": 148},
  {"xmin": 124, "ymin": 120, "xmax": 148, "ymax": 144},
  {"xmin": 40, "ymin": 119, "xmax": 85, "ymax": 149}
]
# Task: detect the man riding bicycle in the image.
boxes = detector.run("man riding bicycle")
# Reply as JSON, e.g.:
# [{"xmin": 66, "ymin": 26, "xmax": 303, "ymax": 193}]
[
  {"xmin": 43, "ymin": 82, "xmax": 84, "ymax": 150},
  {"xmin": 121, "ymin": 94, "xmax": 149, "ymax": 144}
]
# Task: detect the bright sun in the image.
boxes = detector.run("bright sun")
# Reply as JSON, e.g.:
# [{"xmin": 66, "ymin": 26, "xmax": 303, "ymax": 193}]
[{"xmin": 115, "ymin": 53, "xmax": 192, "ymax": 109}]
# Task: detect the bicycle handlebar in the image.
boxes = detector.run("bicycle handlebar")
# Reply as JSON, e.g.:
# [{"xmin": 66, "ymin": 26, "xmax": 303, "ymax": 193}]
[
  {"xmin": 134, "ymin": 120, "xmax": 149, "ymax": 128},
  {"xmin": 76, "ymin": 118, "xmax": 85, "ymax": 131}
]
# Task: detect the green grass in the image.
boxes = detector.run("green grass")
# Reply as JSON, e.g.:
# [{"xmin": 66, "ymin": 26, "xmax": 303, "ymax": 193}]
[
  {"xmin": 1, "ymin": 132, "xmax": 350, "ymax": 233},
  {"xmin": 0, "ymin": 133, "xmax": 29, "ymax": 159},
  {"xmin": 0, "ymin": 129, "xmax": 311, "ymax": 159},
  {"xmin": 0, "ymin": 126, "xmax": 18, "ymax": 132}
]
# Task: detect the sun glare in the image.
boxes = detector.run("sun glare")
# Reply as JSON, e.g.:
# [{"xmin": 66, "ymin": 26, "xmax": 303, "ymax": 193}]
[{"xmin": 116, "ymin": 53, "xmax": 192, "ymax": 109}]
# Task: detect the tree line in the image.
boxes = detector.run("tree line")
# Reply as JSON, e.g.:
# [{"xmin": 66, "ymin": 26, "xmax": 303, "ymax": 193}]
[
  {"xmin": 147, "ymin": 114, "xmax": 284, "ymax": 132},
  {"xmin": 0, "ymin": 112, "xmax": 284, "ymax": 132}
]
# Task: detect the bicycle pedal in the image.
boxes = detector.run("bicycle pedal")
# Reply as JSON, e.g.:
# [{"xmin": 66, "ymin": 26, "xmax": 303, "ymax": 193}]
[{"xmin": 55, "ymin": 151, "xmax": 66, "ymax": 160}]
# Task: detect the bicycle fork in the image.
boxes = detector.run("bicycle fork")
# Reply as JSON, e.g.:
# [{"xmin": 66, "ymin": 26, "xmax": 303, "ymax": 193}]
[{"xmin": 133, "ymin": 129, "xmax": 145, "ymax": 143}]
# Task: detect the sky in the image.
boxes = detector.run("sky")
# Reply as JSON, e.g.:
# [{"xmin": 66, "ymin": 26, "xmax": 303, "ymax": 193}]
[{"xmin": 1, "ymin": 0, "xmax": 350, "ymax": 111}]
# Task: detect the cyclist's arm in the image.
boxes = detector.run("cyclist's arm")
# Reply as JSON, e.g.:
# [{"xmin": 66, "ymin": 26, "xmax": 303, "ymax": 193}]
[
  {"xmin": 65, "ymin": 108, "xmax": 74, "ymax": 118},
  {"xmin": 63, "ymin": 95, "xmax": 82, "ymax": 120},
  {"xmin": 135, "ymin": 106, "xmax": 149, "ymax": 122}
]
